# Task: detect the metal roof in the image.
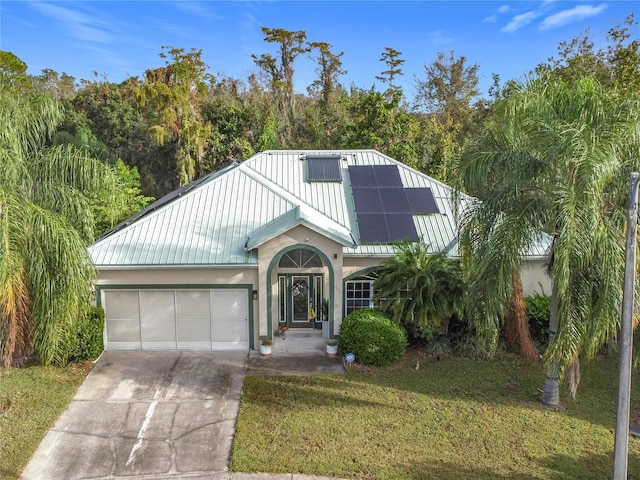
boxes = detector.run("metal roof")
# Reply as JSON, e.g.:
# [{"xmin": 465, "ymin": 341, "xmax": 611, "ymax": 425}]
[{"xmin": 89, "ymin": 150, "xmax": 550, "ymax": 267}]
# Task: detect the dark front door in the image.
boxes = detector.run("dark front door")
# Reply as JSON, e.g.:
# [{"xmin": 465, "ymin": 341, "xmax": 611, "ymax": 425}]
[{"xmin": 290, "ymin": 275, "xmax": 313, "ymax": 328}]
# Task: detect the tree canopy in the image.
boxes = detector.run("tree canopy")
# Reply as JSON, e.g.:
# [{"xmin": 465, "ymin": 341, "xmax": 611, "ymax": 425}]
[
  {"xmin": 459, "ymin": 74, "xmax": 640, "ymax": 404},
  {"xmin": 0, "ymin": 87, "xmax": 121, "ymax": 366}
]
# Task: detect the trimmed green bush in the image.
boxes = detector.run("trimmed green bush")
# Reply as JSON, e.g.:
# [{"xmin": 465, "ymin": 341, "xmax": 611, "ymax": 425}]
[
  {"xmin": 338, "ymin": 309, "xmax": 407, "ymax": 366},
  {"xmin": 69, "ymin": 306, "xmax": 105, "ymax": 361},
  {"xmin": 525, "ymin": 293, "xmax": 551, "ymax": 345}
]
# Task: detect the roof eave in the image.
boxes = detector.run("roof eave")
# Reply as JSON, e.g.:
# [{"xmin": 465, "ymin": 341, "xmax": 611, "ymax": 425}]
[{"xmin": 94, "ymin": 263, "xmax": 259, "ymax": 270}]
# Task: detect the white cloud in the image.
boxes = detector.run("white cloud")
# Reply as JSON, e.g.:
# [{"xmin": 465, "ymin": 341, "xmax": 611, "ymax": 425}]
[
  {"xmin": 164, "ymin": 1, "xmax": 224, "ymax": 20},
  {"xmin": 428, "ymin": 30, "xmax": 453, "ymax": 46},
  {"xmin": 502, "ymin": 11, "xmax": 541, "ymax": 33},
  {"xmin": 484, "ymin": 4, "xmax": 510, "ymax": 23},
  {"xmin": 539, "ymin": 3, "xmax": 608, "ymax": 31},
  {"xmin": 29, "ymin": 1, "xmax": 113, "ymax": 43}
]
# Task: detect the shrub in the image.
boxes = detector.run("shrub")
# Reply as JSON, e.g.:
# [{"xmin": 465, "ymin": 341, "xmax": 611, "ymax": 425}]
[
  {"xmin": 374, "ymin": 243, "xmax": 463, "ymax": 341},
  {"xmin": 69, "ymin": 306, "xmax": 104, "ymax": 362},
  {"xmin": 338, "ymin": 309, "xmax": 407, "ymax": 366},
  {"xmin": 525, "ymin": 293, "xmax": 551, "ymax": 345}
]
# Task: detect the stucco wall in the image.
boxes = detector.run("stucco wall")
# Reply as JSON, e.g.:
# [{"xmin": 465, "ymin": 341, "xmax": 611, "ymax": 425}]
[
  {"xmin": 520, "ymin": 259, "xmax": 551, "ymax": 297},
  {"xmin": 344, "ymin": 256, "xmax": 551, "ymax": 298},
  {"xmin": 342, "ymin": 256, "xmax": 387, "ymax": 279},
  {"xmin": 96, "ymin": 267, "xmax": 258, "ymax": 286},
  {"xmin": 95, "ymin": 253, "xmax": 550, "ymax": 349}
]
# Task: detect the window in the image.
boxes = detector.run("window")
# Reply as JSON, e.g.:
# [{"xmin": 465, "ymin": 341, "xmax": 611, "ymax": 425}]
[
  {"xmin": 278, "ymin": 249, "xmax": 323, "ymax": 268},
  {"xmin": 314, "ymin": 275, "xmax": 323, "ymax": 321},
  {"xmin": 345, "ymin": 280, "xmax": 375, "ymax": 315},
  {"xmin": 278, "ymin": 276, "xmax": 286, "ymax": 324},
  {"xmin": 344, "ymin": 271, "xmax": 379, "ymax": 316}
]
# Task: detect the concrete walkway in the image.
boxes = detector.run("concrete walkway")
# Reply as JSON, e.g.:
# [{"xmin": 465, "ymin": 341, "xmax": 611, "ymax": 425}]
[
  {"xmin": 20, "ymin": 331, "xmax": 347, "ymax": 480},
  {"xmin": 247, "ymin": 329, "xmax": 344, "ymax": 376}
]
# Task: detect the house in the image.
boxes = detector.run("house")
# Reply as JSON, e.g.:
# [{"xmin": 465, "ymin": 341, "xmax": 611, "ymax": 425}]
[{"xmin": 89, "ymin": 150, "xmax": 550, "ymax": 351}]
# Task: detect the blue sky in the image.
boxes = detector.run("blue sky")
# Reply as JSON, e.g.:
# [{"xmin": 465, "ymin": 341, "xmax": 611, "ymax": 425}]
[{"xmin": 1, "ymin": 1, "xmax": 637, "ymax": 98}]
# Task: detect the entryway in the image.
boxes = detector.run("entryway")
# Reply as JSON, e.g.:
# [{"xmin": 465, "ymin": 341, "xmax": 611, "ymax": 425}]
[
  {"xmin": 277, "ymin": 274, "xmax": 323, "ymax": 329},
  {"xmin": 248, "ymin": 329, "xmax": 345, "ymax": 376}
]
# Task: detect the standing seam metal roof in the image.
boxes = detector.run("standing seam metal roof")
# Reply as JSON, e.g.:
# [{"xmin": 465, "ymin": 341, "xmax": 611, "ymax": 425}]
[{"xmin": 89, "ymin": 150, "xmax": 550, "ymax": 266}]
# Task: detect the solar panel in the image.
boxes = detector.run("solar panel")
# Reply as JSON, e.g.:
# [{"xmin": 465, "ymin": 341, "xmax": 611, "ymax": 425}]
[
  {"xmin": 352, "ymin": 188, "xmax": 383, "ymax": 213},
  {"xmin": 307, "ymin": 156, "xmax": 342, "ymax": 182},
  {"xmin": 386, "ymin": 214, "xmax": 419, "ymax": 242},
  {"xmin": 357, "ymin": 213, "xmax": 390, "ymax": 243},
  {"xmin": 406, "ymin": 188, "xmax": 439, "ymax": 214},
  {"xmin": 380, "ymin": 188, "xmax": 411, "ymax": 213},
  {"xmin": 350, "ymin": 164, "xmax": 438, "ymax": 244},
  {"xmin": 373, "ymin": 165, "xmax": 403, "ymax": 187},
  {"xmin": 348, "ymin": 166, "xmax": 376, "ymax": 188}
]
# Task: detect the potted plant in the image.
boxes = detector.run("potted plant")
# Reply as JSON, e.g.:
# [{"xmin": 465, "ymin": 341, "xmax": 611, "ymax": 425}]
[
  {"xmin": 259, "ymin": 336, "xmax": 272, "ymax": 356},
  {"xmin": 326, "ymin": 339, "xmax": 338, "ymax": 356}
]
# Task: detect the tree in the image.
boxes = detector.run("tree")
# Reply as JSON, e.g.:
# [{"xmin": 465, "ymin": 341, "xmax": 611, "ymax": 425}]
[
  {"xmin": 137, "ymin": 46, "xmax": 214, "ymax": 186},
  {"xmin": 91, "ymin": 160, "xmax": 154, "ymax": 236},
  {"xmin": 308, "ymin": 41, "xmax": 346, "ymax": 107},
  {"xmin": 414, "ymin": 51, "xmax": 481, "ymax": 183},
  {"xmin": 0, "ymin": 87, "xmax": 120, "ymax": 367},
  {"xmin": 0, "ymin": 50, "xmax": 32, "ymax": 91},
  {"xmin": 72, "ymin": 76, "xmax": 175, "ymax": 197},
  {"xmin": 304, "ymin": 42, "xmax": 347, "ymax": 149},
  {"xmin": 252, "ymin": 28, "xmax": 309, "ymax": 144},
  {"xmin": 539, "ymin": 14, "xmax": 640, "ymax": 95},
  {"xmin": 459, "ymin": 75, "xmax": 640, "ymax": 405},
  {"xmin": 345, "ymin": 87, "xmax": 420, "ymax": 166},
  {"xmin": 415, "ymin": 51, "xmax": 480, "ymax": 116},
  {"xmin": 49, "ymin": 127, "xmax": 154, "ymax": 234},
  {"xmin": 376, "ymin": 47, "xmax": 405, "ymax": 96},
  {"xmin": 32, "ymin": 68, "xmax": 77, "ymax": 100},
  {"xmin": 374, "ymin": 242, "xmax": 463, "ymax": 340}
]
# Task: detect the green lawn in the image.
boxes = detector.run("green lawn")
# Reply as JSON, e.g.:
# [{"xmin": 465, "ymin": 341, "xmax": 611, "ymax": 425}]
[
  {"xmin": 232, "ymin": 351, "xmax": 640, "ymax": 480},
  {"xmin": 3, "ymin": 352, "xmax": 640, "ymax": 480},
  {"xmin": 0, "ymin": 362, "xmax": 92, "ymax": 480}
]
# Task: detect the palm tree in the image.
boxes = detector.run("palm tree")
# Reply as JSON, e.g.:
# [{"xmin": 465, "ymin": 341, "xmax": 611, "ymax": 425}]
[
  {"xmin": 0, "ymin": 87, "xmax": 119, "ymax": 367},
  {"xmin": 374, "ymin": 242, "xmax": 463, "ymax": 339},
  {"xmin": 459, "ymin": 75, "xmax": 640, "ymax": 405}
]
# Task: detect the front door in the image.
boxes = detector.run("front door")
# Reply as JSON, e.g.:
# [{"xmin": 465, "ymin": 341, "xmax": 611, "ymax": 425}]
[
  {"xmin": 290, "ymin": 275, "xmax": 313, "ymax": 328},
  {"xmin": 278, "ymin": 274, "xmax": 323, "ymax": 329}
]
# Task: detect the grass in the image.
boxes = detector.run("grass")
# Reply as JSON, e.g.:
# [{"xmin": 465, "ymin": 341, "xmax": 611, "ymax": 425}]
[
  {"xmin": 0, "ymin": 361, "xmax": 92, "ymax": 480},
  {"xmin": 231, "ymin": 350, "xmax": 640, "ymax": 480}
]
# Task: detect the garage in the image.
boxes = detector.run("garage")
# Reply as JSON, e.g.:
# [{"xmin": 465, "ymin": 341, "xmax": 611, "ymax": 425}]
[{"xmin": 101, "ymin": 288, "xmax": 249, "ymax": 351}]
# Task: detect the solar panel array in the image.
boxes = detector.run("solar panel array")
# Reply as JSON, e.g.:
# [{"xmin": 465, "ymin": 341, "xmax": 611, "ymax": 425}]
[
  {"xmin": 349, "ymin": 165, "xmax": 440, "ymax": 244},
  {"xmin": 306, "ymin": 154, "xmax": 343, "ymax": 182}
]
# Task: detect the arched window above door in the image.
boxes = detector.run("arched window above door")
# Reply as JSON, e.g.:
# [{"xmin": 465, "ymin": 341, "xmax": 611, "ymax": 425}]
[{"xmin": 278, "ymin": 248, "xmax": 323, "ymax": 268}]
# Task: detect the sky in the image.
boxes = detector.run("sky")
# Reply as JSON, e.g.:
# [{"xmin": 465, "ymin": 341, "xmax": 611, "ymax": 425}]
[{"xmin": 1, "ymin": 1, "xmax": 637, "ymax": 98}]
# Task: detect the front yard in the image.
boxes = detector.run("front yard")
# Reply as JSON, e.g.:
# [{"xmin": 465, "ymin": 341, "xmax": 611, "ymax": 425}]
[
  {"xmin": 3, "ymin": 351, "xmax": 640, "ymax": 480},
  {"xmin": 232, "ymin": 351, "xmax": 640, "ymax": 479}
]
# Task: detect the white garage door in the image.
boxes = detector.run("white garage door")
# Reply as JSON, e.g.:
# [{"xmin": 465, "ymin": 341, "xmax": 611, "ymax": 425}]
[{"xmin": 103, "ymin": 289, "xmax": 248, "ymax": 351}]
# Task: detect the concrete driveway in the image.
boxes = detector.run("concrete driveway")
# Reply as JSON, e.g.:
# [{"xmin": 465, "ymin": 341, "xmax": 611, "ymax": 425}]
[{"xmin": 20, "ymin": 351, "xmax": 247, "ymax": 480}]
